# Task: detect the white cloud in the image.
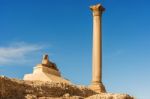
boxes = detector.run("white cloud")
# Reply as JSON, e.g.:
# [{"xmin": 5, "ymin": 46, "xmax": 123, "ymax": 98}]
[{"xmin": 0, "ymin": 42, "xmax": 44, "ymax": 65}]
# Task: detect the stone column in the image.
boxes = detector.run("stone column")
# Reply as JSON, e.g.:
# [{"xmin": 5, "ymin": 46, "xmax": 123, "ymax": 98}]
[{"xmin": 89, "ymin": 4, "xmax": 106, "ymax": 93}]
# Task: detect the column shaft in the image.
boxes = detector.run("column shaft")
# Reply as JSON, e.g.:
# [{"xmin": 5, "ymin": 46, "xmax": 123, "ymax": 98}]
[
  {"xmin": 92, "ymin": 13, "xmax": 102, "ymax": 83},
  {"xmin": 89, "ymin": 4, "xmax": 106, "ymax": 93}
]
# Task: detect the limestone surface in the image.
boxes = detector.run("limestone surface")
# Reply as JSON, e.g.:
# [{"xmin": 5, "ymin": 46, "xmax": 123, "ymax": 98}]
[
  {"xmin": 0, "ymin": 76, "xmax": 134, "ymax": 99},
  {"xmin": 23, "ymin": 54, "xmax": 70, "ymax": 83},
  {"xmin": 0, "ymin": 76, "xmax": 95, "ymax": 99},
  {"xmin": 86, "ymin": 93, "xmax": 134, "ymax": 99}
]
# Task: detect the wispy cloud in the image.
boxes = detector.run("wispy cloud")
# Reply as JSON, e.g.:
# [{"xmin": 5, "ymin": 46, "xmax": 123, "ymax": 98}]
[{"xmin": 0, "ymin": 42, "xmax": 44, "ymax": 66}]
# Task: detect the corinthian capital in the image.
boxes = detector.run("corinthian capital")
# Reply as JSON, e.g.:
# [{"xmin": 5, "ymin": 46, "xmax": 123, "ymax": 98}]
[{"xmin": 90, "ymin": 4, "xmax": 105, "ymax": 16}]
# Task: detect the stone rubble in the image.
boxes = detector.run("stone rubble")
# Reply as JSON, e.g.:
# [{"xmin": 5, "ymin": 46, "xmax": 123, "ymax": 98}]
[
  {"xmin": 0, "ymin": 76, "xmax": 134, "ymax": 99},
  {"xmin": 0, "ymin": 76, "xmax": 95, "ymax": 99},
  {"xmin": 86, "ymin": 93, "xmax": 134, "ymax": 99}
]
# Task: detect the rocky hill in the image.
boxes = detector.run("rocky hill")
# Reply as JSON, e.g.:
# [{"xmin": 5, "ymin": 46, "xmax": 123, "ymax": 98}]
[{"xmin": 0, "ymin": 76, "xmax": 134, "ymax": 99}]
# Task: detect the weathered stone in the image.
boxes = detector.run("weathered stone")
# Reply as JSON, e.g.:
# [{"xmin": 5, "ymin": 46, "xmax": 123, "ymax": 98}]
[
  {"xmin": 0, "ymin": 76, "xmax": 134, "ymax": 99},
  {"xmin": 89, "ymin": 3, "xmax": 106, "ymax": 93},
  {"xmin": 63, "ymin": 93, "xmax": 70, "ymax": 97},
  {"xmin": 0, "ymin": 76, "xmax": 96, "ymax": 99},
  {"xmin": 23, "ymin": 54, "xmax": 70, "ymax": 84},
  {"xmin": 86, "ymin": 93, "xmax": 134, "ymax": 99}
]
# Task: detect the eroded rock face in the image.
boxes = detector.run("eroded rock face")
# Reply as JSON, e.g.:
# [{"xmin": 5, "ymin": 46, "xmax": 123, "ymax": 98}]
[
  {"xmin": 86, "ymin": 93, "xmax": 134, "ymax": 99},
  {"xmin": 0, "ymin": 76, "xmax": 134, "ymax": 99},
  {"xmin": 0, "ymin": 76, "xmax": 95, "ymax": 99}
]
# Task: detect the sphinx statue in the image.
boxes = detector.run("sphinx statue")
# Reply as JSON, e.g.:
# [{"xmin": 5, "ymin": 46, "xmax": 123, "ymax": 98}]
[
  {"xmin": 23, "ymin": 54, "xmax": 70, "ymax": 83},
  {"xmin": 41, "ymin": 54, "xmax": 58, "ymax": 71}
]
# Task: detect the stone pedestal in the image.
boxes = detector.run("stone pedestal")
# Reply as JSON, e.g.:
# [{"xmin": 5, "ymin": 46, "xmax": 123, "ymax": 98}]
[
  {"xmin": 89, "ymin": 82, "xmax": 106, "ymax": 93},
  {"xmin": 89, "ymin": 4, "xmax": 106, "ymax": 93},
  {"xmin": 23, "ymin": 54, "xmax": 70, "ymax": 84}
]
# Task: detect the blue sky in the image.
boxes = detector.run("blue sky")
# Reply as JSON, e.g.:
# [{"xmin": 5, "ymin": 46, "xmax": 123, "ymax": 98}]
[{"xmin": 0, "ymin": 0, "xmax": 150, "ymax": 99}]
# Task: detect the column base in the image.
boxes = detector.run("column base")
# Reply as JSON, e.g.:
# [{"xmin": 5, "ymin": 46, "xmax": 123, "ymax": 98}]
[{"xmin": 89, "ymin": 82, "xmax": 106, "ymax": 93}]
